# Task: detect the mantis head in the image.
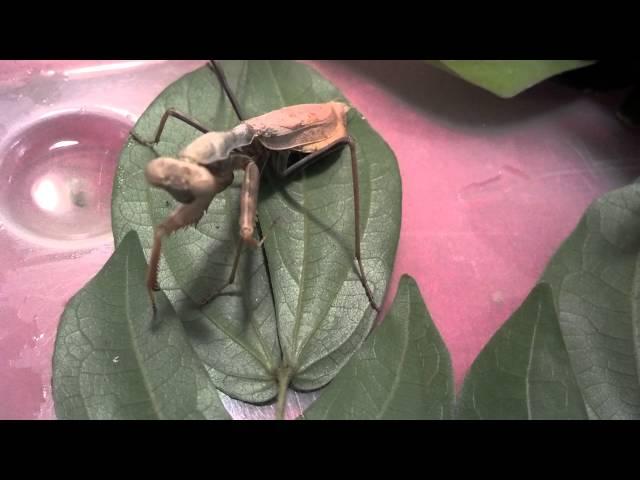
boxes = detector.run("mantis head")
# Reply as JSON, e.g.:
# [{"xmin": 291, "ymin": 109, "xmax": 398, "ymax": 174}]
[{"xmin": 145, "ymin": 157, "xmax": 217, "ymax": 204}]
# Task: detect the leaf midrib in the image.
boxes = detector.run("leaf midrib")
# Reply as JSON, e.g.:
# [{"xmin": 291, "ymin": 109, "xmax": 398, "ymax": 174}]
[
  {"xmin": 630, "ymin": 248, "xmax": 640, "ymax": 393},
  {"xmin": 123, "ymin": 242, "xmax": 164, "ymax": 420},
  {"xmin": 263, "ymin": 59, "xmax": 304, "ymax": 366},
  {"xmin": 525, "ymin": 299, "xmax": 542, "ymax": 420},
  {"xmin": 291, "ymin": 170, "xmax": 310, "ymax": 364},
  {"xmin": 375, "ymin": 286, "xmax": 411, "ymax": 419}
]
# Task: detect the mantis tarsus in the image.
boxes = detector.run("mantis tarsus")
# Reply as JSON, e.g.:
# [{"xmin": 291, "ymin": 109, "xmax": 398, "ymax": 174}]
[{"xmin": 133, "ymin": 60, "xmax": 379, "ymax": 316}]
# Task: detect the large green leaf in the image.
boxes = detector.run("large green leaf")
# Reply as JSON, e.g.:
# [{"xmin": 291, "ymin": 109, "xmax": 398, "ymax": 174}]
[
  {"xmin": 429, "ymin": 60, "xmax": 596, "ymax": 98},
  {"xmin": 542, "ymin": 181, "xmax": 640, "ymax": 419},
  {"xmin": 456, "ymin": 283, "xmax": 588, "ymax": 420},
  {"xmin": 52, "ymin": 231, "xmax": 230, "ymax": 420},
  {"xmin": 302, "ymin": 275, "xmax": 453, "ymax": 420},
  {"xmin": 111, "ymin": 61, "xmax": 401, "ymax": 406}
]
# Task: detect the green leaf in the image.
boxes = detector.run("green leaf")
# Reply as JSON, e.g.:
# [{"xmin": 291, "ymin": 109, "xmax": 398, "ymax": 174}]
[
  {"xmin": 456, "ymin": 284, "xmax": 588, "ymax": 420},
  {"xmin": 52, "ymin": 231, "xmax": 230, "ymax": 420},
  {"xmin": 111, "ymin": 61, "xmax": 401, "ymax": 405},
  {"xmin": 428, "ymin": 60, "xmax": 596, "ymax": 98},
  {"xmin": 542, "ymin": 182, "xmax": 640, "ymax": 419},
  {"xmin": 302, "ymin": 275, "xmax": 453, "ymax": 420}
]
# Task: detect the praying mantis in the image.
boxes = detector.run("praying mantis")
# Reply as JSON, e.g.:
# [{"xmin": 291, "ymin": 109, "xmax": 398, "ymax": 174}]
[{"xmin": 131, "ymin": 61, "xmax": 378, "ymax": 316}]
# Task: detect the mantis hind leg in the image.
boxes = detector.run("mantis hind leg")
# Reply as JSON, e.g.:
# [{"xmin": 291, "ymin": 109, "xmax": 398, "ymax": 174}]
[{"xmin": 276, "ymin": 137, "xmax": 380, "ymax": 313}]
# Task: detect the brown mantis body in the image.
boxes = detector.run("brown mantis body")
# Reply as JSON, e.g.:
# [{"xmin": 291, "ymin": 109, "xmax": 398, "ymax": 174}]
[{"xmin": 136, "ymin": 61, "xmax": 378, "ymax": 315}]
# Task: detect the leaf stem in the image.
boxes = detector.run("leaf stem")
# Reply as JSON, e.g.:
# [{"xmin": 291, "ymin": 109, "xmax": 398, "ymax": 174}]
[{"xmin": 276, "ymin": 366, "xmax": 291, "ymax": 420}]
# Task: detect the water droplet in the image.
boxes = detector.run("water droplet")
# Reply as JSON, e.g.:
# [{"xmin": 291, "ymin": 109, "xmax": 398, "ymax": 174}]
[
  {"xmin": 112, "ymin": 356, "xmax": 120, "ymax": 364},
  {"xmin": 0, "ymin": 111, "xmax": 129, "ymax": 245}
]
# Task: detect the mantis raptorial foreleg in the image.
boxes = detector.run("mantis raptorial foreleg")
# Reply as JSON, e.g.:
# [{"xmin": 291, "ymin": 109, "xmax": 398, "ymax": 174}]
[
  {"xmin": 199, "ymin": 155, "xmax": 262, "ymax": 305},
  {"xmin": 147, "ymin": 192, "xmax": 215, "ymax": 313}
]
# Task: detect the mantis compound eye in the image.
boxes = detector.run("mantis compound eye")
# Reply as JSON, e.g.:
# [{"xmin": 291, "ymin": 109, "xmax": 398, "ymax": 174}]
[{"xmin": 145, "ymin": 157, "xmax": 214, "ymax": 204}]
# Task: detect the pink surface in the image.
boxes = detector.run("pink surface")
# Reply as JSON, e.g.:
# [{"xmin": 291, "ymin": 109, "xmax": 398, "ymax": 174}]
[
  {"xmin": 1, "ymin": 60, "xmax": 639, "ymax": 419},
  {"xmin": 309, "ymin": 61, "xmax": 640, "ymax": 387}
]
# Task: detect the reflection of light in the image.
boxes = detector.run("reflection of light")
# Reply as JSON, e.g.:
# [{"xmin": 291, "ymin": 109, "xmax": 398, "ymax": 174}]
[
  {"xmin": 64, "ymin": 61, "xmax": 159, "ymax": 77},
  {"xmin": 49, "ymin": 140, "xmax": 79, "ymax": 151},
  {"xmin": 32, "ymin": 179, "xmax": 59, "ymax": 212}
]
